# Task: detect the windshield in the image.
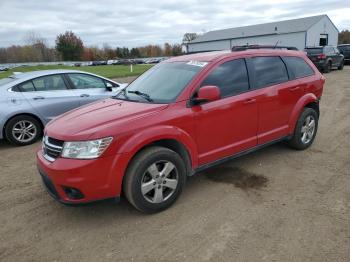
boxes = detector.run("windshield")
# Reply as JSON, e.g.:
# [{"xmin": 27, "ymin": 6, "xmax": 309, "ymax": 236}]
[
  {"xmin": 305, "ymin": 48, "xmax": 323, "ymax": 55},
  {"xmin": 117, "ymin": 62, "xmax": 204, "ymax": 103}
]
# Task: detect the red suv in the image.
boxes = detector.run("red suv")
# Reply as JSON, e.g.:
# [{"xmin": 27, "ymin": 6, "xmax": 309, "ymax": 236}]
[{"xmin": 37, "ymin": 49, "xmax": 325, "ymax": 213}]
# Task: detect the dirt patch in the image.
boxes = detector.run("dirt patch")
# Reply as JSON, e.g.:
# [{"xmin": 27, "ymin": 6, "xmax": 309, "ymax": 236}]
[{"xmin": 203, "ymin": 166, "xmax": 268, "ymax": 190}]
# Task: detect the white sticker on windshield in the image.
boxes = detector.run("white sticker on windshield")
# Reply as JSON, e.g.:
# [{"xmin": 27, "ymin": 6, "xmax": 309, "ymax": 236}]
[{"xmin": 187, "ymin": 61, "xmax": 208, "ymax": 67}]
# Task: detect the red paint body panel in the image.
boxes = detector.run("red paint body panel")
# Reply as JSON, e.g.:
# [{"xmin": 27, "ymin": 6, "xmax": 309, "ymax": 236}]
[{"xmin": 38, "ymin": 49, "xmax": 324, "ymax": 203}]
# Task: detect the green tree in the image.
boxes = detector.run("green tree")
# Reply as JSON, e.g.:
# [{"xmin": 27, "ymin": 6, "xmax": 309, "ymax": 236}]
[
  {"xmin": 339, "ymin": 30, "xmax": 350, "ymax": 44},
  {"xmin": 130, "ymin": 48, "xmax": 140, "ymax": 58},
  {"xmin": 55, "ymin": 31, "xmax": 84, "ymax": 61}
]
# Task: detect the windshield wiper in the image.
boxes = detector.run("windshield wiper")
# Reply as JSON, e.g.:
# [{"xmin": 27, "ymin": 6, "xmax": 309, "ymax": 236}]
[{"xmin": 128, "ymin": 90, "xmax": 153, "ymax": 102}]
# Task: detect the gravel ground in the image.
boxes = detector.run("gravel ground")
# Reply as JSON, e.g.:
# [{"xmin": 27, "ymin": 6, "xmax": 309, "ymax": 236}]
[{"xmin": 0, "ymin": 68, "xmax": 349, "ymax": 262}]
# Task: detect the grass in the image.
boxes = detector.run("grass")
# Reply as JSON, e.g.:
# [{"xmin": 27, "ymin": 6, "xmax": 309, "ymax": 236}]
[{"xmin": 0, "ymin": 64, "xmax": 154, "ymax": 80}]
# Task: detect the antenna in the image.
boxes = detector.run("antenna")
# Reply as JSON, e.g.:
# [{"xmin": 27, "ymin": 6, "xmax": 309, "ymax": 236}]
[{"xmin": 273, "ymin": 40, "xmax": 280, "ymax": 49}]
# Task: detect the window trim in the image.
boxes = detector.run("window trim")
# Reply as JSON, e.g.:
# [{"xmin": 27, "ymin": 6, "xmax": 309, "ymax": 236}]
[
  {"xmin": 196, "ymin": 58, "xmax": 252, "ymax": 100},
  {"xmin": 246, "ymin": 55, "xmax": 290, "ymax": 90}
]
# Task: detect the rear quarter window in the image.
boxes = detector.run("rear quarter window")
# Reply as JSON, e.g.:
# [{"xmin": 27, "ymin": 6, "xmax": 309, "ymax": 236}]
[
  {"xmin": 250, "ymin": 56, "xmax": 289, "ymax": 89},
  {"xmin": 283, "ymin": 57, "xmax": 314, "ymax": 79}
]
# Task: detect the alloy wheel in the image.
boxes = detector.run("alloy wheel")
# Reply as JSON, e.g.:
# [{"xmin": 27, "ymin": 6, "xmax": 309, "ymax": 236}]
[
  {"xmin": 300, "ymin": 115, "xmax": 316, "ymax": 144},
  {"xmin": 141, "ymin": 160, "xmax": 178, "ymax": 204},
  {"xmin": 12, "ymin": 120, "xmax": 37, "ymax": 143}
]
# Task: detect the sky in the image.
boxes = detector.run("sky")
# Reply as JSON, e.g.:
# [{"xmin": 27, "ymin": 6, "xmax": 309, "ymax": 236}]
[{"xmin": 0, "ymin": 0, "xmax": 349, "ymax": 48}]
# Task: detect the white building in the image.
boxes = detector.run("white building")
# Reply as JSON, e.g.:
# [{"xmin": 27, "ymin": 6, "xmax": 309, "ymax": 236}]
[{"xmin": 185, "ymin": 15, "xmax": 339, "ymax": 52}]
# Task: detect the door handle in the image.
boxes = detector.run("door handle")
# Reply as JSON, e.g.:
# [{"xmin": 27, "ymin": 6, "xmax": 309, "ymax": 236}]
[
  {"xmin": 33, "ymin": 96, "xmax": 45, "ymax": 100},
  {"xmin": 243, "ymin": 98, "xmax": 256, "ymax": 105},
  {"xmin": 289, "ymin": 86, "xmax": 300, "ymax": 92},
  {"xmin": 80, "ymin": 94, "xmax": 90, "ymax": 97}
]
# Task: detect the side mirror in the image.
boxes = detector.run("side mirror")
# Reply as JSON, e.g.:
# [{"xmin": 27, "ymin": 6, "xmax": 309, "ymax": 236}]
[
  {"xmin": 192, "ymin": 85, "xmax": 220, "ymax": 105},
  {"xmin": 106, "ymin": 82, "xmax": 113, "ymax": 91}
]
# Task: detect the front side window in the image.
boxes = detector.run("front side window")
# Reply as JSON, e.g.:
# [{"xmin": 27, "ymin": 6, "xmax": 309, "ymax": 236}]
[
  {"xmin": 283, "ymin": 57, "xmax": 314, "ymax": 79},
  {"xmin": 250, "ymin": 56, "xmax": 289, "ymax": 88},
  {"xmin": 68, "ymin": 74, "xmax": 106, "ymax": 89},
  {"xmin": 32, "ymin": 75, "xmax": 68, "ymax": 91},
  {"xmin": 201, "ymin": 59, "xmax": 249, "ymax": 97},
  {"xmin": 121, "ymin": 62, "xmax": 203, "ymax": 103}
]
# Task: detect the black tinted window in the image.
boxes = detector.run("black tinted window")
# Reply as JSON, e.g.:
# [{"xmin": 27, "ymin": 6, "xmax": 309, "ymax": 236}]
[
  {"xmin": 18, "ymin": 81, "xmax": 35, "ymax": 92},
  {"xmin": 251, "ymin": 56, "xmax": 288, "ymax": 88},
  {"xmin": 283, "ymin": 57, "xmax": 314, "ymax": 79},
  {"xmin": 32, "ymin": 75, "xmax": 68, "ymax": 91},
  {"xmin": 201, "ymin": 59, "xmax": 249, "ymax": 97},
  {"xmin": 305, "ymin": 48, "xmax": 322, "ymax": 55}
]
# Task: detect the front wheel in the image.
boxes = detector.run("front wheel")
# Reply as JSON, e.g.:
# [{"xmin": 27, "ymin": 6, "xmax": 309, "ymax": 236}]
[
  {"xmin": 5, "ymin": 115, "xmax": 42, "ymax": 146},
  {"xmin": 288, "ymin": 108, "xmax": 318, "ymax": 150},
  {"xmin": 123, "ymin": 146, "xmax": 186, "ymax": 213}
]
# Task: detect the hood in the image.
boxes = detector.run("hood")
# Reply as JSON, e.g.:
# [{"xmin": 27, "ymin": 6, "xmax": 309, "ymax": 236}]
[{"xmin": 46, "ymin": 98, "xmax": 168, "ymax": 140}]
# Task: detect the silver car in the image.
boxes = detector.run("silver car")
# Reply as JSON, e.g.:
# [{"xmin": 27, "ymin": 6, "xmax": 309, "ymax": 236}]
[{"xmin": 0, "ymin": 70, "xmax": 126, "ymax": 146}]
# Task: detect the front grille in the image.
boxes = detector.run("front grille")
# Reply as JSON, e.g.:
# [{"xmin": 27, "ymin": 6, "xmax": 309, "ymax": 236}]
[{"xmin": 42, "ymin": 135, "xmax": 64, "ymax": 161}]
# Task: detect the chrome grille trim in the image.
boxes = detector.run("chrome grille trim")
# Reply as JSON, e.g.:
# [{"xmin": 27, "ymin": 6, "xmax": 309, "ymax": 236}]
[{"xmin": 42, "ymin": 135, "xmax": 63, "ymax": 162}]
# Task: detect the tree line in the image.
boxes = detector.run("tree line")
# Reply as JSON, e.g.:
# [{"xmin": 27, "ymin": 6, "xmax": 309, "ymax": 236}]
[
  {"xmin": 0, "ymin": 31, "xmax": 183, "ymax": 63},
  {"xmin": 1, "ymin": 30, "xmax": 349, "ymax": 63}
]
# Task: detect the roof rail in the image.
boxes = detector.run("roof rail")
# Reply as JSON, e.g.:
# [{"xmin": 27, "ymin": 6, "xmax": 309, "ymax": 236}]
[{"xmin": 231, "ymin": 45, "xmax": 298, "ymax": 51}]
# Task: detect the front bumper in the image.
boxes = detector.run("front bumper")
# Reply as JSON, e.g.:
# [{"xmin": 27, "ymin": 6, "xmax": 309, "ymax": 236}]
[{"xmin": 37, "ymin": 149, "xmax": 128, "ymax": 204}]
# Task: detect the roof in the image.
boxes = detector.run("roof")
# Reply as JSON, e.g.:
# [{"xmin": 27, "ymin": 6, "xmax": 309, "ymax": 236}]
[
  {"xmin": 10, "ymin": 69, "xmax": 84, "ymax": 80},
  {"xmin": 190, "ymin": 15, "xmax": 327, "ymax": 44},
  {"xmin": 167, "ymin": 49, "xmax": 305, "ymax": 63}
]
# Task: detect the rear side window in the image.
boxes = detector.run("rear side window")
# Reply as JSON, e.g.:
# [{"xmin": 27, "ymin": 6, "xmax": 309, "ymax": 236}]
[
  {"xmin": 18, "ymin": 81, "xmax": 35, "ymax": 92},
  {"xmin": 201, "ymin": 59, "xmax": 249, "ymax": 97},
  {"xmin": 283, "ymin": 57, "xmax": 314, "ymax": 79},
  {"xmin": 250, "ymin": 56, "xmax": 289, "ymax": 88},
  {"xmin": 32, "ymin": 75, "xmax": 68, "ymax": 91},
  {"xmin": 305, "ymin": 48, "xmax": 322, "ymax": 55}
]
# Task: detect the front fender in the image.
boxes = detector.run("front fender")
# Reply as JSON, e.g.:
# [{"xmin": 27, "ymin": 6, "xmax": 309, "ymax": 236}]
[
  {"xmin": 117, "ymin": 125, "xmax": 198, "ymax": 168},
  {"xmin": 288, "ymin": 93, "xmax": 318, "ymax": 134}
]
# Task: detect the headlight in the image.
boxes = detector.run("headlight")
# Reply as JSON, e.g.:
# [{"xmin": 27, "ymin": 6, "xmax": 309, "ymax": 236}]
[{"xmin": 61, "ymin": 137, "xmax": 113, "ymax": 159}]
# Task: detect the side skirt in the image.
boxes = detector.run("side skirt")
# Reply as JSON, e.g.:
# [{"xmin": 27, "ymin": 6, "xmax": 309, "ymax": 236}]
[{"xmin": 192, "ymin": 136, "xmax": 290, "ymax": 175}]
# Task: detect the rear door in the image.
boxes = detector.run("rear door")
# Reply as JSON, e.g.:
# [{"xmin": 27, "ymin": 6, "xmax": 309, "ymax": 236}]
[
  {"xmin": 18, "ymin": 74, "xmax": 81, "ymax": 123},
  {"xmin": 247, "ymin": 56, "xmax": 301, "ymax": 144},
  {"xmin": 66, "ymin": 73, "xmax": 119, "ymax": 106}
]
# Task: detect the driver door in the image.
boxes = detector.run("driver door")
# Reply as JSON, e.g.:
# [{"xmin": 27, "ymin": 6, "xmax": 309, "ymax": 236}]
[{"xmin": 193, "ymin": 58, "xmax": 258, "ymax": 165}]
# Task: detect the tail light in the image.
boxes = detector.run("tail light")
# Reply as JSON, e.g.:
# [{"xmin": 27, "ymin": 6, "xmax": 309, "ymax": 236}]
[{"xmin": 317, "ymin": 54, "xmax": 326, "ymax": 59}]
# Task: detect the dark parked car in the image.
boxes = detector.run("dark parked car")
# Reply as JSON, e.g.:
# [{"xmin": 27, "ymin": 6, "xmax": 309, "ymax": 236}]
[
  {"xmin": 338, "ymin": 44, "xmax": 350, "ymax": 64},
  {"xmin": 304, "ymin": 46, "xmax": 344, "ymax": 73}
]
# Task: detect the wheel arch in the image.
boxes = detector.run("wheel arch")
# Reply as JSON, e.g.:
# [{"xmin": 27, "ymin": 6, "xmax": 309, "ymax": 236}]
[{"xmin": 287, "ymin": 93, "xmax": 319, "ymax": 135}]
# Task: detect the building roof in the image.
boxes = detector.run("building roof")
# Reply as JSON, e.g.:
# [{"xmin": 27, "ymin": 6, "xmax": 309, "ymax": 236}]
[{"xmin": 190, "ymin": 15, "xmax": 327, "ymax": 43}]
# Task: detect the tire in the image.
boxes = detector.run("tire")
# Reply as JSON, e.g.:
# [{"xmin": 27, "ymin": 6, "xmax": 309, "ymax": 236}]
[
  {"xmin": 323, "ymin": 61, "xmax": 331, "ymax": 73},
  {"xmin": 338, "ymin": 60, "xmax": 344, "ymax": 70},
  {"xmin": 4, "ymin": 115, "xmax": 42, "ymax": 146},
  {"xmin": 288, "ymin": 108, "xmax": 318, "ymax": 150},
  {"xmin": 123, "ymin": 146, "xmax": 186, "ymax": 213}
]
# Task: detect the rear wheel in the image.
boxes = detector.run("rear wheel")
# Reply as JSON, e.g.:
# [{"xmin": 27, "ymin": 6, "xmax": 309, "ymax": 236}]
[
  {"xmin": 338, "ymin": 60, "xmax": 344, "ymax": 70},
  {"xmin": 288, "ymin": 108, "xmax": 318, "ymax": 150},
  {"xmin": 323, "ymin": 61, "xmax": 331, "ymax": 73},
  {"xmin": 5, "ymin": 115, "xmax": 42, "ymax": 146},
  {"xmin": 123, "ymin": 146, "xmax": 186, "ymax": 213}
]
